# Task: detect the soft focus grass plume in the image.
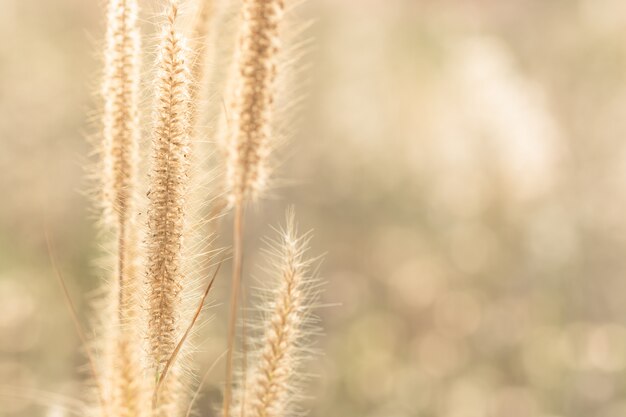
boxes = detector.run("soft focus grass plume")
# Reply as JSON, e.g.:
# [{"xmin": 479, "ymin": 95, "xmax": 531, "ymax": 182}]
[
  {"xmin": 98, "ymin": 0, "xmax": 147, "ymax": 416},
  {"xmin": 232, "ymin": 209, "xmax": 321, "ymax": 417}
]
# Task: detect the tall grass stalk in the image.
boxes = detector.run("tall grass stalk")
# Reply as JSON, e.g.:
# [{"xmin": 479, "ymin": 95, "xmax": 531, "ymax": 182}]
[
  {"xmin": 232, "ymin": 210, "xmax": 318, "ymax": 417},
  {"xmin": 222, "ymin": 1, "xmax": 286, "ymax": 415},
  {"xmin": 100, "ymin": 0, "xmax": 145, "ymax": 415},
  {"xmin": 145, "ymin": 2, "xmax": 192, "ymax": 415},
  {"xmin": 83, "ymin": 1, "xmax": 321, "ymax": 416}
]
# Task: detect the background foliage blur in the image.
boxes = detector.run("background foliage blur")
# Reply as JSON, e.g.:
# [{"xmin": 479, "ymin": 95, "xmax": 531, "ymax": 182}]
[{"xmin": 4, "ymin": 0, "xmax": 626, "ymax": 416}]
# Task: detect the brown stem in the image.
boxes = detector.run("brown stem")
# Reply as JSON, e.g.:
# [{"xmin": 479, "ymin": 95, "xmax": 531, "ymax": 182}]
[
  {"xmin": 223, "ymin": 202, "xmax": 245, "ymax": 417},
  {"xmin": 239, "ymin": 283, "xmax": 248, "ymax": 417},
  {"xmin": 117, "ymin": 201, "xmax": 126, "ymax": 323}
]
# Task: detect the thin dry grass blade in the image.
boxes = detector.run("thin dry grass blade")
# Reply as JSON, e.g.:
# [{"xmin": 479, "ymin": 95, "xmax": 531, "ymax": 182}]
[
  {"xmin": 153, "ymin": 260, "xmax": 222, "ymax": 406},
  {"xmin": 44, "ymin": 231, "xmax": 106, "ymax": 413},
  {"xmin": 100, "ymin": 0, "xmax": 146, "ymax": 415}
]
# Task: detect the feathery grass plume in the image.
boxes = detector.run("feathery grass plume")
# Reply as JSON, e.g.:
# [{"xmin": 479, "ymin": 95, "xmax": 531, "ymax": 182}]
[
  {"xmin": 232, "ymin": 210, "xmax": 320, "ymax": 417},
  {"xmin": 145, "ymin": 2, "xmax": 192, "ymax": 415},
  {"xmin": 99, "ymin": 0, "xmax": 146, "ymax": 415},
  {"xmin": 222, "ymin": 1, "xmax": 287, "ymax": 414},
  {"xmin": 225, "ymin": 0, "xmax": 285, "ymax": 204},
  {"xmin": 101, "ymin": 0, "xmax": 141, "ymax": 227}
]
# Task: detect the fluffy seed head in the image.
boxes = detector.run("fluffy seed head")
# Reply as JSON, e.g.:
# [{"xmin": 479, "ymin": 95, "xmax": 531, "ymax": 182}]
[
  {"xmin": 233, "ymin": 209, "xmax": 319, "ymax": 417},
  {"xmin": 99, "ymin": 1, "xmax": 147, "ymax": 416},
  {"xmin": 101, "ymin": 0, "xmax": 141, "ymax": 226},
  {"xmin": 145, "ymin": 2, "xmax": 191, "ymax": 415},
  {"xmin": 225, "ymin": 0, "xmax": 285, "ymax": 204}
]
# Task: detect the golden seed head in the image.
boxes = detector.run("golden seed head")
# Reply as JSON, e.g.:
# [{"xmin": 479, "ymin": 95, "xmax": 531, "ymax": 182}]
[
  {"xmin": 99, "ymin": 1, "xmax": 147, "ymax": 416},
  {"xmin": 145, "ymin": 2, "xmax": 191, "ymax": 415},
  {"xmin": 233, "ymin": 210, "xmax": 317, "ymax": 417},
  {"xmin": 102, "ymin": 0, "xmax": 141, "ymax": 226},
  {"xmin": 147, "ymin": 0, "xmax": 190, "ymax": 367},
  {"xmin": 226, "ymin": 0, "xmax": 285, "ymax": 204}
]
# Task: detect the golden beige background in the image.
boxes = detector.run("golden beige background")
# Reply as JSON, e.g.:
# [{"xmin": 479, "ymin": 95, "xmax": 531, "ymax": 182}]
[{"xmin": 3, "ymin": 0, "xmax": 626, "ymax": 416}]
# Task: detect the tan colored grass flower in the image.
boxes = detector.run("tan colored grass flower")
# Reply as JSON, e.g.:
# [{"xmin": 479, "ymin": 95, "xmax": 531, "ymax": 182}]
[
  {"xmin": 232, "ymin": 209, "xmax": 319, "ymax": 417},
  {"xmin": 225, "ymin": 0, "xmax": 285, "ymax": 204},
  {"xmin": 145, "ymin": 2, "xmax": 192, "ymax": 415},
  {"xmin": 100, "ymin": 0, "xmax": 146, "ymax": 415}
]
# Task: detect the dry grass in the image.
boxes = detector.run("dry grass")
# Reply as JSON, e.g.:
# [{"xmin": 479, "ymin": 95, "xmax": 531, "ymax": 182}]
[
  {"xmin": 232, "ymin": 210, "xmax": 318, "ymax": 417},
  {"xmin": 99, "ymin": 0, "xmax": 147, "ymax": 415},
  {"xmin": 145, "ymin": 2, "xmax": 192, "ymax": 415},
  {"xmin": 221, "ymin": 2, "xmax": 286, "ymax": 414},
  {"xmin": 224, "ymin": 0, "xmax": 284, "ymax": 205},
  {"xmin": 83, "ymin": 0, "xmax": 321, "ymax": 417}
]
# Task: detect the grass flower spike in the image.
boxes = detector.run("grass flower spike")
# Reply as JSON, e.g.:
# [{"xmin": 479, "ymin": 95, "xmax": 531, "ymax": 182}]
[
  {"xmin": 76, "ymin": 0, "xmax": 323, "ymax": 416},
  {"xmin": 222, "ymin": 1, "xmax": 287, "ymax": 413},
  {"xmin": 225, "ymin": 0, "xmax": 285, "ymax": 204},
  {"xmin": 100, "ymin": 0, "xmax": 145, "ymax": 415},
  {"xmin": 145, "ymin": 2, "xmax": 192, "ymax": 415},
  {"xmin": 232, "ymin": 210, "xmax": 319, "ymax": 417}
]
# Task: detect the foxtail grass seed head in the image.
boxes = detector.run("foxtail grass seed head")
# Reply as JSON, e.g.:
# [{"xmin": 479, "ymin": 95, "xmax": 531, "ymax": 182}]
[
  {"xmin": 145, "ymin": 2, "xmax": 192, "ymax": 415},
  {"xmin": 232, "ymin": 210, "xmax": 319, "ymax": 417},
  {"xmin": 101, "ymin": 0, "xmax": 141, "ymax": 227},
  {"xmin": 83, "ymin": 1, "xmax": 323, "ymax": 416},
  {"xmin": 225, "ymin": 0, "xmax": 285, "ymax": 205},
  {"xmin": 99, "ymin": 1, "xmax": 147, "ymax": 416}
]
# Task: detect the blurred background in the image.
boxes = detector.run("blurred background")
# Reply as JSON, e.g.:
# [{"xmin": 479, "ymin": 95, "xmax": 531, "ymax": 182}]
[{"xmin": 4, "ymin": 0, "xmax": 626, "ymax": 416}]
